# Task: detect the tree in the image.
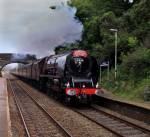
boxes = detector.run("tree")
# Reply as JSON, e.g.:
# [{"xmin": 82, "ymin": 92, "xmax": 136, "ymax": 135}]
[{"xmin": 122, "ymin": 47, "xmax": 150, "ymax": 79}]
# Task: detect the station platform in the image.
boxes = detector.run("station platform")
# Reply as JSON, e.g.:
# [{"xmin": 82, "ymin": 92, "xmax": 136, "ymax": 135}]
[
  {"xmin": 0, "ymin": 78, "xmax": 11, "ymax": 137},
  {"xmin": 101, "ymin": 88, "xmax": 150, "ymax": 110}
]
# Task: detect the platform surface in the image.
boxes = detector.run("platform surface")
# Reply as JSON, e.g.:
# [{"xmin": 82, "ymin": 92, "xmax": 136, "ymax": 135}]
[{"xmin": 0, "ymin": 78, "xmax": 11, "ymax": 137}]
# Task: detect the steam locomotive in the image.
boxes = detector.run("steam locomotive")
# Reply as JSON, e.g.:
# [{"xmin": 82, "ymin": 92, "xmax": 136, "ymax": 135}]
[{"xmin": 13, "ymin": 50, "xmax": 102, "ymax": 104}]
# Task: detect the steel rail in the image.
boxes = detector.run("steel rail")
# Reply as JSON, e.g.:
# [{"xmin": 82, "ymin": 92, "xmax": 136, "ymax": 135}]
[
  {"xmin": 16, "ymin": 81, "xmax": 73, "ymax": 137},
  {"xmin": 72, "ymin": 105, "xmax": 150, "ymax": 137},
  {"xmin": 8, "ymin": 80, "xmax": 31, "ymax": 137},
  {"xmin": 91, "ymin": 104, "xmax": 150, "ymax": 134},
  {"xmin": 72, "ymin": 108, "xmax": 124, "ymax": 137},
  {"xmin": 16, "ymin": 80, "xmax": 150, "ymax": 137}
]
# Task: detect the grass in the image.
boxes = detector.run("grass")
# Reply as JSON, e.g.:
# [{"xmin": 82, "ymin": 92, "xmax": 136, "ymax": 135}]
[{"xmin": 100, "ymin": 70, "xmax": 150, "ymax": 102}]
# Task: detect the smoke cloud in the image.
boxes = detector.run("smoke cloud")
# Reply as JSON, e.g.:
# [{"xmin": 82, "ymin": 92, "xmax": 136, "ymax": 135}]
[{"xmin": 0, "ymin": 0, "xmax": 83, "ymax": 58}]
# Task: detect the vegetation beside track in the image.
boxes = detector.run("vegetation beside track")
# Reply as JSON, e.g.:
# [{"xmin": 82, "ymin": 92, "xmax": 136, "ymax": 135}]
[{"xmin": 101, "ymin": 73, "xmax": 150, "ymax": 102}]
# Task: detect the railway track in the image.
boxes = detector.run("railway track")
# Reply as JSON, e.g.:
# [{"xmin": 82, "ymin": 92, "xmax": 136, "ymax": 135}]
[
  {"xmin": 94, "ymin": 95, "xmax": 150, "ymax": 124},
  {"xmin": 73, "ymin": 105, "xmax": 150, "ymax": 137},
  {"xmin": 17, "ymin": 80, "xmax": 118, "ymax": 137},
  {"xmin": 8, "ymin": 79, "xmax": 72, "ymax": 137},
  {"xmin": 10, "ymin": 79, "xmax": 150, "ymax": 137}
]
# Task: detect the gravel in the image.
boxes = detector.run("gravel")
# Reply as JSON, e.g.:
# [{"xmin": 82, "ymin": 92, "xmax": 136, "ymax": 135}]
[
  {"xmin": 7, "ymin": 81, "xmax": 27, "ymax": 137},
  {"xmin": 19, "ymin": 80, "xmax": 117, "ymax": 137}
]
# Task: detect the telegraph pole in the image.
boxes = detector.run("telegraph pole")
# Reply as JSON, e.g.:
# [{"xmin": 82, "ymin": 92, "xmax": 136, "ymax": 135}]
[{"xmin": 110, "ymin": 29, "xmax": 118, "ymax": 79}]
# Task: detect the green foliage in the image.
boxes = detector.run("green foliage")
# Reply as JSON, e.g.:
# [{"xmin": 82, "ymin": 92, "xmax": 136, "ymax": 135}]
[
  {"xmin": 71, "ymin": 0, "xmax": 149, "ymax": 66},
  {"xmin": 89, "ymin": 43, "xmax": 104, "ymax": 62},
  {"xmin": 54, "ymin": 45, "xmax": 68, "ymax": 54},
  {"xmin": 122, "ymin": 47, "xmax": 150, "ymax": 80},
  {"xmin": 71, "ymin": 0, "xmax": 96, "ymax": 23},
  {"xmin": 123, "ymin": 0, "xmax": 150, "ymax": 39},
  {"xmin": 101, "ymin": 64, "xmax": 150, "ymax": 101},
  {"xmin": 128, "ymin": 36, "xmax": 138, "ymax": 47}
]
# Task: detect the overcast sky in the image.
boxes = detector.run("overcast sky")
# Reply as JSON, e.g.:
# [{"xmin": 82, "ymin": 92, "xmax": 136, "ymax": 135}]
[{"xmin": 0, "ymin": 0, "xmax": 83, "ymax": 58}]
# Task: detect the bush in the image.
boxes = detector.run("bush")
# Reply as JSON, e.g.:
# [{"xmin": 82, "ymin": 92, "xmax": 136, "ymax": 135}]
[{"xmin": 122, "ymin": 47, "xmax": 150, "ymax": 80}]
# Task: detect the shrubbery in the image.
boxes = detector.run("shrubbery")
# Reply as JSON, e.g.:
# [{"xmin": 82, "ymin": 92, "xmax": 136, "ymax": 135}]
[{"xmin": 121, "ymin": 47, "xmax": 150, "ymax": 80}]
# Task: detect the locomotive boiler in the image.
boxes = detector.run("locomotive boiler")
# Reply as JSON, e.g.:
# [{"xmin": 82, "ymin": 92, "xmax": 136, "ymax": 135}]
[{"xmin": 13, "ymin": 50, "xmax": 102, "ymax": 104}]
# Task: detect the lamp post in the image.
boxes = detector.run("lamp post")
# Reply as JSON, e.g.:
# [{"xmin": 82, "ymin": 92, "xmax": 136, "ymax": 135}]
[{"xmin": 110, "ymin": 29, "xmax": 118, "ymax": 79}]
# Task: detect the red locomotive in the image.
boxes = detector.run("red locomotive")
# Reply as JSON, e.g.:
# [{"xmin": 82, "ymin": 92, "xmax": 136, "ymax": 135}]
[{"xmin": 13, "ymin": 50, "xmax": 102, "ymax": 104}]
